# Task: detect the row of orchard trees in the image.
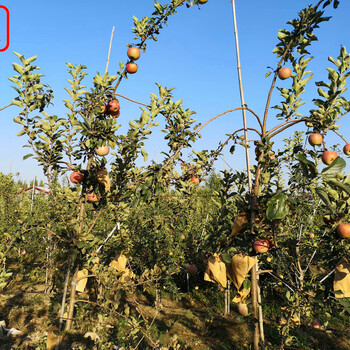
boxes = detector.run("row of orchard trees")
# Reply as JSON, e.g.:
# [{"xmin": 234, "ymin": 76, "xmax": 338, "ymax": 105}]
[{"xmin": 2, "ymin": 0, "xmax": 350, "ymax": 348}]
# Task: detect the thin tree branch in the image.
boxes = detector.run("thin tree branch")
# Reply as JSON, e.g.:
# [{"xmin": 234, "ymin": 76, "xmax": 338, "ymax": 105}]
[
  {"xmin": 266, "ymin": 118, "xmax": 307, "ymax": 137},
  {"xmin": 114, "ymin": 93, "xmax": 150, "ymax": 107},
  {"xmin": 0, "ymin": 103, "xmax": 12, "ymax": 112},
  {"xmin": 267, "ymin": 119, "xmax": 307, "ymax": 139},
  {"xmin": 196, "ymin": 107, "xmax": 262, "ymax": 134},
  {"xmin": 332, "ymin": 129, "xmax": 349, "ymax": 144}
]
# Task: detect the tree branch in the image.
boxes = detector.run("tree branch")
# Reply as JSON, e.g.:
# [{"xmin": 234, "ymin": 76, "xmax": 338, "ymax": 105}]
[
  {"xmin": 196, "ymin": 107, "xmax": 262, "ymax": 134},
  {"xmin": 267, "ymin": 118, "xmax": 307, "ymax": 139},
  {"xmin": 114, "ymin": 93, "xmax": 149, "ymax": 107},
  {"xmin": 0, "ymin": 103, "xmax": 12, "ymax": 112}
]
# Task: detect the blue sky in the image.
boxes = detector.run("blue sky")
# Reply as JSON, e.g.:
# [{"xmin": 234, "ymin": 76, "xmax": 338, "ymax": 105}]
[{"xmin": 0, "ymin": 0, "xmax": 349, "ymax": 183}]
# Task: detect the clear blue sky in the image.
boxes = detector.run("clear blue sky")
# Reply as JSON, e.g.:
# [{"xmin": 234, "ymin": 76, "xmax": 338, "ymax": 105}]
[{"xmin": 0, "ymin": 0, "xmax": 349, "ymax": 184}]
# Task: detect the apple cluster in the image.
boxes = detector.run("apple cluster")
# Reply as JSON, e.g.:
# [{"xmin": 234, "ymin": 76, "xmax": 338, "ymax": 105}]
[
  {"xmin": 306, "ymin": 133, "xmax": 350, "ymax": 239},
  {"xmin": 69, "ymin": 143, "xmax": 111, "ymax": 203},
  {"xmin": 126, "ymin": 46, "xmax": 141, "ymax": 74},
  {"xmin": 307, "ymin": 132, "xmax": 350, "ymax": 165},
  {"xmin": 101, "ymin": 99, "xmax": 121, "ymax": 118}
]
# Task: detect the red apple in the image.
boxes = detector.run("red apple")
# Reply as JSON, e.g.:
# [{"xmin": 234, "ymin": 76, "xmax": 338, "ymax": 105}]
[
  {"xmin": 237, "ymin": 303, "xmax": 249, "ymax": 317},
  {"xmin": 268, "ymin": 152, "xmax": 276, "ymax": 160},
  {"xmin": 337, "ymin": 223, "xmax": 350, "ymax": 238},
  {"xmin": 277, "ymin": 67, "xmax": 292, "ymax": 80},
  {"xmin": 308, "ymin": 133, "xmax": 323, "ymax": 146},
  {"xmin": 343, "ymin": 144, "xmax": 350, "ymax": 155},
  {"xmin": 100, "ymin": 104, "xmax": 108, "ymax": 114},
  {"xmin": 126, "ymin": 63, "xmax": 138, "ymax": 74},
  {"xmin": 87, "ymin": 193, "xmax": 100, "ymax": 202},
  {"xmin": 107, "ymin": 99, "xmax": 120, "ymax": 113},
  {"xmin": 291, "ymin": 314, "xmax": 300, "ymax": 325},
  {"xmin": 191, "ymin": 176, "xmax": 200, "ymax": 185},
  {"xmin": 70, "ymin": 171, "xmax": 84, "ymax": 184},
  {"xmin": 127, "ymin": 47, "xmax": 141, "ymax": 61},
  {"xmin": 186, "ymin": 265, "xmax": 197, "ymax": 275},
  {"xmin": 321, "ymin": 150, "xmax": 338, "ymax": 165},
  {"xmin": 253, "ymin": 240, "xmax": 270, "ymax": 253},
  {"xmin": 109, "ymin": 109, "xmax": 120, "ymax": 118},
  {"xmin": 95, "ymin": 145, "xmax": 110, "ymax": 156},
  {"xmin": 279, "ymin": 317, "xmax": 287, "ymax": 326},
  {"xmin": 312, "ymin": 320, "xmax": 321, "ymax": 329},
  {"xmin": 323, "ymin": 215, "xmax": 336, "ymax": 225}
]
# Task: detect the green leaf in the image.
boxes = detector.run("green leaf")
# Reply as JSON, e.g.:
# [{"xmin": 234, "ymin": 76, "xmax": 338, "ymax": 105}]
[
  {"xmin": 266, "ymin": 193, "xmax": 289, "ymax": 220},
  {"xmin": 11, "ymin": 100, "xmax": 23, "ymax": 108},
  {"xmin": 321, "ymin": 157, "xmax": 346, "ymax": 178},
  {"xmin": 327, "ymin": 178, "xmax": 350, "ymax": 196},
  {"xmin": 220, "ymin": 252, "xmax": 231, "ymax": 265},
  {"xmin": 24, "ymin": 55, "xmax": 37, "ymax": 65},
  {"xmin": 16, "ymin": 130, "xmax": 26, "ymax": 137},
  {"xmin": 315, "ymin": 188, "xmax": 336, "ymax": 213},
  {"xmin": 295, "ymin": 153, "xmax": 317, "ymax": 178},
  {"xmin": 23, "ymin": 153, "xmax": 33, "ymax": 160},
  {"xmin": 13, "ymin": 116, "xmax": 24, "ymax": 124},
  {"xmin": 141, "ymin": 148, "xmax": 148, "ymax": 162},
  {"xmin": 12, "ymin": 63, "xmax": 24, "ymax": 75}
]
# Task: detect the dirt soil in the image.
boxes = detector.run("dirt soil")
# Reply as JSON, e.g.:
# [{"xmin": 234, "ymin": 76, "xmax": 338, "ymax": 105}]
[{"xmin": 1, "ymin": 266, "xmax": 350, "ymax": 349}]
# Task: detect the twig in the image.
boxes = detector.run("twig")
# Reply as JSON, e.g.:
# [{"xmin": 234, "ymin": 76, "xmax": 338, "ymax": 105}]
[
  {"xmin": 115, "ymin": 93, "xmax": 150, "ymax": 107},
  {"xmin": 319, "ymin": 268, "xmax": 335, "ymax": 284},
  {"xmin": 96, "ymin": 224, "xmax": 119, "ymax": 253},
  {"xmin": 0, "ymin": 103, "xmax": 12, "ymax": 112},
  {"xmin": 332, "ymin": 129, "xmax": 349, "ymax": 144},
  {"xmin": 266, "ymin": 118, "xmax": 307, "ymax": 138},
  {"xmin": 268, "ymin": 272, "xmax": 296, "ymax": 292},
  {"xmin": 81, "ymin": 208, "xmax": 104, "ymax": 238},
  {"xmin": 196, "ymin": 107, "xmax": 263, "ymax": 134}
]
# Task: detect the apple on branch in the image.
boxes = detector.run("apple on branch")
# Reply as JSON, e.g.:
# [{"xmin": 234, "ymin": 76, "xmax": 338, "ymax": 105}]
[
  {"xmin": 277, "ymin": 67, "xmax": 292, "ymax": 80},
  {"xmin": 109, "ymin": 109, "xmax": 120, "ymax": 118},
  {"xmin": 321, "ymin": 150, "xmax": 338, "ymax": 165},
  {"xmin": 191, "ymin": 176, "xmax": 200, "ymax": 185},
  {"xmin": 127, "ymin": 47, "xmax": 141, "ymax": 61},
  {"xmin": 87, "ymin": 192, "xmax": 100, "ymax": 203},
  {"xmin": 107, "ymin": 99, "xmax": 120, "ymax": 114},
  {"xmin": 100, "ymin": 104, "xmax": 108, "ymax": 114},
  {"xmin": 186, "ymin": 265, "xmax": 198, "ymax": 275},
  {"xmin": 253, "ymin": 239, "xmax": 270, "ymax": 253},
  {"xmin": 343, "ymin": 144, "xmax": 350, "ymax": 155},
  {"xmin": 337, "ymin": 223, "xmax": 350, "ymax": 238},
  {"xmin": 308, "ymin": 133, "xmax": 323, "ymax": 146},
  {"xmin": 95, "ymin": 145, "xmax": 110, "ymax": 156},
  {"xmin": 126, "ymin": 63, "xmax": 138, "ymax": 74},
  {"xmin": 70, "ymin": 171, "xmax": 84, "ymax": 184}
]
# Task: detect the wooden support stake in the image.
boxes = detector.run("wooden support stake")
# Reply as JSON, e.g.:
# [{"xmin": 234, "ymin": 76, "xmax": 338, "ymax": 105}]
[
  {"xmin": 105, "ymin": 26, "xmax": 115, "ymax": 74},
  {"xmin": 56, "ymin": 259, "xmax": 71, "ymax": 349},
  {"xmin": 65, "ymin": 269, "xmax": 78, "ymax": 331}
]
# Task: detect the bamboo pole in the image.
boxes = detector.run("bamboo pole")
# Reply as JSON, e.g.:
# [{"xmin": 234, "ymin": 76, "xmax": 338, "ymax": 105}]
[
  {"xmin": 65, "ymin": 269, "xmax": 78, "ymax": 331},
  {"xmin": 231, "ymin": 1, "xmax": 252, "ymax": 193},
  {"xmin": 231, "ymin": 1, "xmax": 263, "ymax": 349},
  {"xmin": 30, "ymin": 177, "xmax": 36, "ymax": 211},
  {"xmin": 56, "ymin": 259, "xmax": 72, "ymax": 349},
  {"xmin": 105, "ymin": 26, "xmax": 115, "ymax": 74}
]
